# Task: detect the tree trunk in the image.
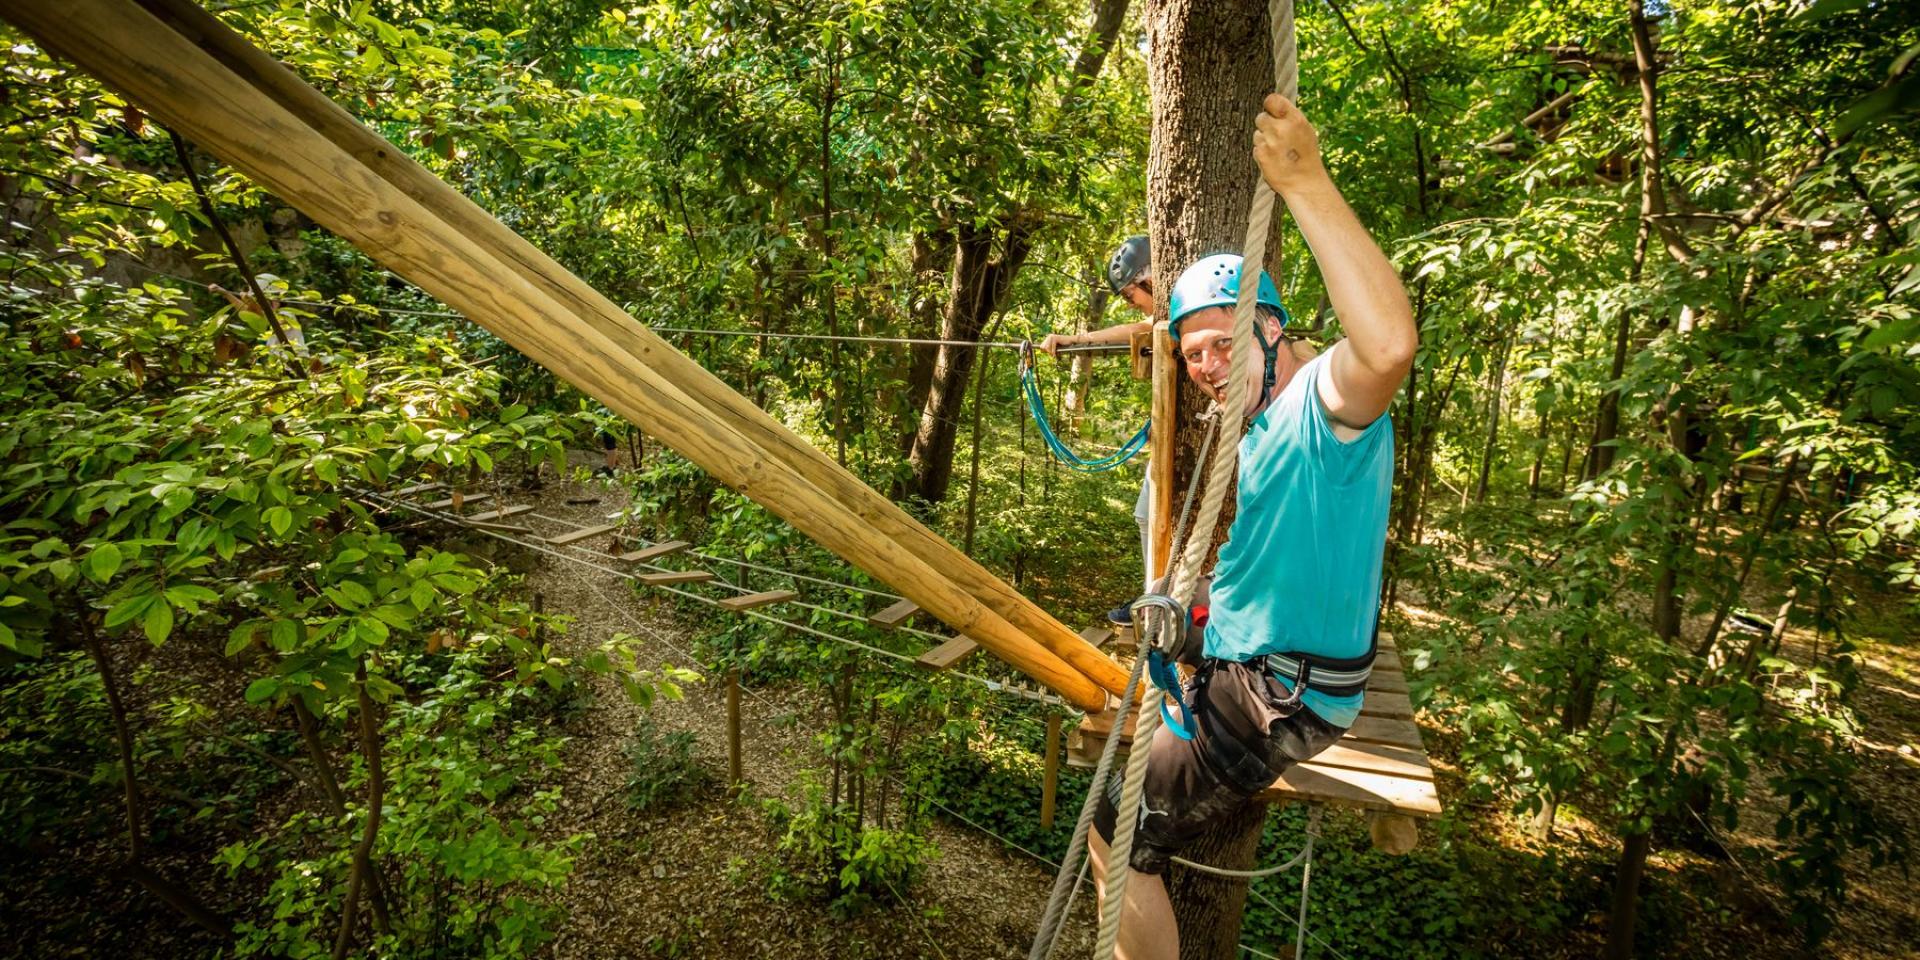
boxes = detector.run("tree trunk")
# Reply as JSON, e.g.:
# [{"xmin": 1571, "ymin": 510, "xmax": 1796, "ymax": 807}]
[
  {"xmin": 1065, "ymin": 269, "xmax": 1109, "ymax": 422},
  {"xmin": 906, "ymin": 222, "xmax": 1033, "ymax": 503},
  {"xmin": 1470, "ymin": 334, "xmax": 1511, "ymax": 505},
  {"xmin": 899, "ymin": 228, "xmax": 954, "ymax": 463},
  {"xmin": 1605, "ymin": 829, "xmax": 1654, "ymax": 960},
  {"xmin": 1146, "ymin": 1, "xmax": 1280, "ymax": 954}
]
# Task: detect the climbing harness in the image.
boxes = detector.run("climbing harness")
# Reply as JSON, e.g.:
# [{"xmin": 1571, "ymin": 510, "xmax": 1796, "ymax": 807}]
[{"xmin": 1019, "ymin": 342, "xmax": 1149, "ymax": 472}]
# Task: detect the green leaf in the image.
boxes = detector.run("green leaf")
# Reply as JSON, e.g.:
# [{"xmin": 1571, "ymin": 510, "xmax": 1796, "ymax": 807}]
[
  {"xmin": 87, "ymin": 542, "xmax": 123, "ymax": 583},
  {"xmin": 243, "ymin": 677, "xmax": 280, "ymax": 704},
  {"xmin": 270, "ymin": 618, "xmax": 299, "ymax": 652},
  {"xmin": 104, "ymin": 593, "xmax": 152, "ymax": 629},
  {"xmin": 143, "ymin": 599, "xmax": 174, "ymax": 645},
  {"xmin": 1836, "ymin": 72, "xmax": 1920, "ymax": 139},
  {"xmin": 1795, "ymin": 0, "xmax": 1870, "ymax": 20}
]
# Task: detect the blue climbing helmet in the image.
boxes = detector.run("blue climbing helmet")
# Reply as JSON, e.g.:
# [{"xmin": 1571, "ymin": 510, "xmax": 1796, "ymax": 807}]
[{"xmin": 1167, "ymin": 254, "xmax": 1292, "ymax": 408}]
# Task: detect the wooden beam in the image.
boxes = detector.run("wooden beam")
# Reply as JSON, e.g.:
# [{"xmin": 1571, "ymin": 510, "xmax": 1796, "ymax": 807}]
[
  {"xmin": 544, "ymin": 523, "xmax": 615, "ymax": 546},
  {"xmin": 33, "ymin": 0, "xmax": 1119, "ymax": 711},
  {"xmin": 1078, "ymin": 625, "xmax": 1115, "ymax": 650},
  {"xmin": 1259, "ymin": 761, "xmax": 1441, "ymax": 817},
  {"xmin": 868, "ymin": 598, "xmax": 918, "ymax": 629},
  {"xmin": 1040, "ymin": 715, "xmax": 1062, "ymax": 831},
  {"xmin": 120, "ymin": 0, "xmax": 1127, "ymax": 704},
  {"xmin": 915, "ymin": 636, "xmax": 980, "ymax": 671},
  {"xmin": 394, "ymin": 481, "xmax": 444, "ymax": 496},
  {"xmin": 618, "ymin": 540, "xmax": 690, "ymax": 563},
  {"xmin": 1149, "ymin": 320, "xmax": 1176, "ymax": 583},
  {"xmin": 717, "ymin": 590, "xmax": 798, "ymax": 611},
  {"xmin": 637, "ymin": 570, "xmax": 714, "ymax": 585}
]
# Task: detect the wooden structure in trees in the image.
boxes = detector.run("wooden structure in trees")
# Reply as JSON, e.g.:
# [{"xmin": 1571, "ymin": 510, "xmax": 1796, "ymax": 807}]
[
  {"xmin": 8, "ymin": 0, "xmax": 1132, "ymax": 713},
  {"xmin": 717, "ymin": 590, "xmax": 799, "ymax": 612},
  {"xmin": 867, "ymin": 598, "xmax": 920, "ymax": 629},
  {"xmin": 914, "ymin": 635, "xmax": 981, "ymax": 671},
  {"xmin": 618, "ymin": 540, "xmax": 690, "ymax": 563}
]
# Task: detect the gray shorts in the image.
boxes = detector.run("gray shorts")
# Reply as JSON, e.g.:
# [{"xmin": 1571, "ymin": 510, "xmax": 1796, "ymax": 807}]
[{"xmin": 1092, "ymin": 659, "xmax": 1347, "ymax": 875}]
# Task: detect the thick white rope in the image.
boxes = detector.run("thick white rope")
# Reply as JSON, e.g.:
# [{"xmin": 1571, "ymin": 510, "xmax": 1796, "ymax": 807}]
[{"xmin": 1089, "ymin": 0, "xmax": 1299, "ymax": 955}]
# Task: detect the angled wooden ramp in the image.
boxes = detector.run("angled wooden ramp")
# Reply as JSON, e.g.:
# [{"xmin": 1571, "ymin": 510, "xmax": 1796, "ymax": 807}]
[
  {"xmin": 1070, "ymin": 632, "xmax": 1440, "ymax": 853},
  {"xmin": 14, "ymin": 0, "xmax": 1130, "ymax": 712}
]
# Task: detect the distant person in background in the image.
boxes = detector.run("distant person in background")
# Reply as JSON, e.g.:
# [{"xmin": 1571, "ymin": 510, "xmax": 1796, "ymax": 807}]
[{"xmin": 1040, "ymin": 236, "xmax": 1159, "ymax": 620}]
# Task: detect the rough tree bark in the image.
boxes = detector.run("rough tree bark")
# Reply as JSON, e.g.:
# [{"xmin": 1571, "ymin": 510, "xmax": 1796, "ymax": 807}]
[
  {"xmin": 902, "ymin": 0, "xmax": 1133, "ymax": 503},
  {"xmin": 1145, "ymin": 0, "xmax": 1286, "ymax": 954}
]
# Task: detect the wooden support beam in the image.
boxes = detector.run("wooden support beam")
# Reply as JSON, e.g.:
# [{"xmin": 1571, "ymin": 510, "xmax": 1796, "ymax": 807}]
[
  {"xmin": 868, "ymin": 598, "xmax": 919, "ymax": 629},
  {"xmin": 915, "ymin": 636, "xmax": 980, "ymax": 671},
  {"xmin": 637, "ymin": 570, "xmax": 714, "ymax": 585},
  {"xmin": 617, "ymin": 540, "xmax": 690, "ymax": 563},
  {"xmin": 726, "ymin": 668, "xmax": 744, "ymax": 793},
  {"xmin": 29, "ymin": 0, "xmax": 1119, "ymax": 711},
  {"xmin": 1041, "ymin": 714, "xmax": 1062, "ymax": 831},
  {"xmin": 544, "ymin": 523, "xmax": 615, "ymax": 546},
  {"xmin": 717, "ymin": 590, "xmax": 798, "ymax": 612},
  {"xmin": 1148, "ymin": 320, "xmax": 1176, "ymax": 582}
]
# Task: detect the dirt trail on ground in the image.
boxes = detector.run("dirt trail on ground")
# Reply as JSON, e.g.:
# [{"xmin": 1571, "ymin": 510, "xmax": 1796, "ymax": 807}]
[{"xmin": 490, "ymin": 472, "xmax": 1096, "ymax": 959}]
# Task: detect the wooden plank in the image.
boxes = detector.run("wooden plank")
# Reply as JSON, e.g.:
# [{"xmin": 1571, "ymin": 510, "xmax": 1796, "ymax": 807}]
[
  {"xmin": 464, "ymin": 521, "xmax": 533, "ymax": 534},
  {"xmin": 868, "ymin": 598, "xmax": 919, "ymax": 629},
  {"xmin": 545, "ymin": 523, "xmax": 615, "ymax": 546},
  {"xmin": 1368, "ymin": 671, "xmax": 1409, "ymax": 695},
  {"xmin": 1260, "ymin": 761, "xmax": 1442, "ymax": 817},
  {"xmin": 617, "ymin": 540, "xmax": 690, "ymax": 563},
  {"xmin": 1078, "ymin": 625, "xmax": 1115, "ymax": 650},
  {"xmin": 1374, "ymin": 648, "xmax": 1404, "ymax": 673},
  {"xmin": 34, "ymin": 0, "xmax": 1124, "ymax": 712},
  {"xmin": 1148, "ymin": 320, "xmax": 1175, "ymax": 582},
  {"xmin": 1359, "ymin": 691, "xmax": 1414, "ymax": 720},
  {"xmin": 915, "ymin": 636, "xmax": 980, "ymax": 671},
  {"xmin": 426, "ymin": 492, "xmax": 490, "ymax": 511},
  {"xmin": 394, "ymin": 481, "xmax": 444, "ymax": 496},
  {"xmin": 1343, "ymin": 716, "xmax": 1426, "ymax": 751},
  {"xmin": 718, "ymin": 590, "xmax": 798, "ymax": 612},
  {"xmin": 637, "ymin": 570, "xmax": 714, "ymax": 585},
  {"xmin": 1300, "ymin": 741, "xmax": 1433, "ymax": 781},
  {"xmin": 466, "ymin": 504, "xmax": 533, "ymax": 522}
]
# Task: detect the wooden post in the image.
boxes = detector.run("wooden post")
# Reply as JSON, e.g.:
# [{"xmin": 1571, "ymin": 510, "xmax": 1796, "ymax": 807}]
[
  {"xmin": 726, "ymin": 668, "xmax": 743, "ymax": 793},
  {"xmin": 1149, "ymin": 319, "xmax": 1177, "ymax": 581},
  {"xmin": 1040, "ymin": 713, "xmax": 1062, "ymax": 831},
  {"xmin": 13, "ymin": 0, "xmax": 1122, "ymax": 712}
]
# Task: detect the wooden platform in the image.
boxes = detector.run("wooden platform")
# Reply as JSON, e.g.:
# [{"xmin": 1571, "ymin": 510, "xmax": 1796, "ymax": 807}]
[
  {"xmin": 637, "ymin": 569, "xmax": 715, "ymax": 585},
  {"xmin": 544, "ymin": 523, "xmax": 615, "ymax": 546},
  {"xmin": 1068, "ymin": 632, "xmax": 1440, "ymax": 849},
  {"xmin": 467, "ymin": 504, "xmax": 534, "ymax": 522},
  {"xmin": 426, "ymin": 492, "xmax": 490, "ymax": 511},
  {"xmin": 868, "ymin": 598, "xmax": 919, "ymax": 629},
  {"xmin": 916, "ymin": 636, "xmax": 980, "ymax": 671},
  {"xmin": 618, "ymin": 540, "xmax": 690, "ymax": 563},
  {"xmin": 718, "ymin": 589, "xmax": 797, "ymax": 611}
]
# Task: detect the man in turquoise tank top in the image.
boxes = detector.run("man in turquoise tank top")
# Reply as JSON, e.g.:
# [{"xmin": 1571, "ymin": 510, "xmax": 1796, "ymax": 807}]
[{"xmin": 1090, "ymin": 92, "xmax": 1418, "ymax": 960}]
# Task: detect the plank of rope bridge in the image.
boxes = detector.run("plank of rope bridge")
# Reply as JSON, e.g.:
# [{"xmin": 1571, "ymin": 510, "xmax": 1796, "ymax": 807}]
[
  {"xmin": 915, "ymin": 636, "xmax": 980, "ymax": 671},
  {"xmin": 28, "ymin": 0, "xmax": 1112, "ymax": 712},
  {"xmin": 1079, "ymin": 625, "xmax": 1115, "ymax": 650},
  {"xmin": 118, "ymin": 0, "xmax": 1131, "ymax": 704},
  {"xmin": 868, "ymin": 598, "xmax": 919, "ymax": 629},
  {"xmin": 637, "ymin": 570, "xmax": 715, "ymax": 585},
  {"xmin": 466, "ymin": 504, "xmax": 533, "ymax": 522},
  {"xmin": 544, "ymin": 523, "xmax": 616, "ymax": 546},
  {"xmin": 618, "ymin": 540, "xmax": 690, "ymax": 563},
  {"xmin": 394, "ymin": 481, "xmax": 444, "ymax": 496},
  {"xmin": 718, "ymin": 590, "xmax": 798, "ymax": 611},
  {"xmin": 426, "ymin": 492, "xmax": 490, "ymax": 511}
]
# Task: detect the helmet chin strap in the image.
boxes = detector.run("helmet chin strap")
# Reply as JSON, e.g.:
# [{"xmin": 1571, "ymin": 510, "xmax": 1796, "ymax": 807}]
[{"xmin": 1252, "ymin": 322, "xmax": 1282, "ymax": 411}]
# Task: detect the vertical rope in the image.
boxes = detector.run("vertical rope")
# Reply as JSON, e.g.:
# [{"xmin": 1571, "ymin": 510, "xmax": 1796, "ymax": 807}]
[{"xmin": 1041, "ymin": 2, "xmax": 1300, "ymax": 956}]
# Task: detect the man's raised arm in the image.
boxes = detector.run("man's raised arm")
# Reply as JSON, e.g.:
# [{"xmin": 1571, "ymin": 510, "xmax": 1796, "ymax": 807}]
[{"xmin": 1253, "ymin": 94, "xmax": 1416, "ymax": 430}]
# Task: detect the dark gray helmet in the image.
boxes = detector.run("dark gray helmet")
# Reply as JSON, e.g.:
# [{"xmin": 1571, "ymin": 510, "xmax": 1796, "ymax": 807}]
[{"xmin": 1105, "ymin": 234, "xmax": 1151, "ymax": 294}]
